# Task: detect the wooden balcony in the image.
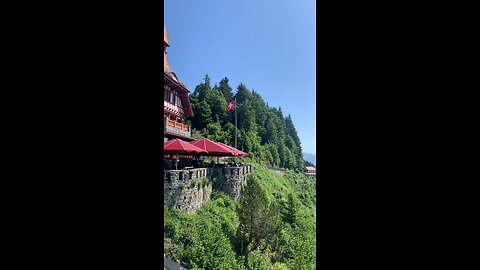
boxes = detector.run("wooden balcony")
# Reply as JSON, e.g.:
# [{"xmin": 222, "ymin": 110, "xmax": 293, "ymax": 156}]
[
  {"xmin": 164, "ymin": 117, "xmax": 191, "ymax": 139},
  {"xmin": 167, "ymin": 119, "xmax": 189, "ymax": 131},
  {"xmin": 164, "ymin": 100, "xmax": 184, "ymax": 116}
]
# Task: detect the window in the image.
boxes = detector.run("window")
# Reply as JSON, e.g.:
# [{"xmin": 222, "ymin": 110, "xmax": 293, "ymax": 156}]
[{"xmin": 177, "ymin": 96, "xmax": 181, "ymax": 107}]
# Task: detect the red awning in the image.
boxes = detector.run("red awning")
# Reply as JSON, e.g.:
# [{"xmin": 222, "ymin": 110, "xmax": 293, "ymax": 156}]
[
  {"xmin": 216, "ymin": 142, "xmax": 249, "ymax": 157},
  {"xmin": 164, "ymin": 139, "xmax": 208, "ymax": 154},
  {"xmin": 189, "ymin": 138, "xmax": 237, "ymax": 156}
]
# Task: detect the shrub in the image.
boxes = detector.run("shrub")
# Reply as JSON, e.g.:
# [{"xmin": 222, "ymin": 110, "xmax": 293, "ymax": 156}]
[
  {"xmin": 164, "ymin": 162, "xmax": 316, "ymax": 270},
  {"xmin": 271, "ymin": 263, "xmax": 288, "ymax": 270},
  {"xmin": 246, "ymin": 250, "xmax": 269, "ymax": 270},
  {"xmin": 202, "ymin": 178, "xmax": 209, "ymax": 187}
]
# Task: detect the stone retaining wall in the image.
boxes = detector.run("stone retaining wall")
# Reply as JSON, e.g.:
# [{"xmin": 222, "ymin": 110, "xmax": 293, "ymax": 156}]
[
  {"xmin": 210, "ymin": 165, "xmax": 251, "ymax": 201},
  {"xmin": 164, "ymin": 168, "xmax": 212, "ymax": 213},
  {"xmin": 163, "ymin": 165, "xmax": 252, "ymax": 213}
]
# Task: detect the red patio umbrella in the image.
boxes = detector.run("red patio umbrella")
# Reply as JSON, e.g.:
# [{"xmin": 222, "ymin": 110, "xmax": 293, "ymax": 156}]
[
  {"xmin": 164, "ymin": 139, "xmax": 208, "ymax": 170},
  {"xmin": 189, "ymin": 138, "xmax": 237, "ymax": 156},
  {"xmin": 216, "ymin": 142, "xmax": 249, "ymax": 157},
  {"xmin": 164, "ymin": 139, "xmax": 208, "ymax": 154}
]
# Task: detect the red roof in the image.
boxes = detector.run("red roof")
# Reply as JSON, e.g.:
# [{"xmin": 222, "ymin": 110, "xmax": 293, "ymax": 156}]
[
  {"xmin": 189, "ymin": 138, "xmax": 237, "ymax": 156},
  {"xmin": 164, "ymin": 139, "xmax": 208, "ymax": 154},
  {"xmin": 164, "ymin": 25, "xmax": 169, "ymax": 47},
  {"xmin": 305, "ymin": 166, "xmax": 316, "ymax": 171},
  {"xmin": 163, "ymin": 25, "xmax": 193, "ymax": 119}
]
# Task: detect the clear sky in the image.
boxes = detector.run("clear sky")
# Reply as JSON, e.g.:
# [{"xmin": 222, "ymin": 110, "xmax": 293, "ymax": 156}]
[{"xmin": 165, "ymin": 0, "xmax": 316, "ymax": 154}]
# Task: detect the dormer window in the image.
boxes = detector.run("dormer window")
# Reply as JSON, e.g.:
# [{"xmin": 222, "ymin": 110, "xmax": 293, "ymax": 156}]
[{"xmin": 171, "ymin": 72, "xmax": 179, "ymax": 83}]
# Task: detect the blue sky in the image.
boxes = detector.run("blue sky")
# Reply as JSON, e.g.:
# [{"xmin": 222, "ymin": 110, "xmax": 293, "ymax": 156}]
[{"xmin": 165, "ymin": 0, "xmax": 316, "ymax": 154}]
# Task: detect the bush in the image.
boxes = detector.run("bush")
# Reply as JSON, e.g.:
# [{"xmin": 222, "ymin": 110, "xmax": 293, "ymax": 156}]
[
  {"xmin": 246, "ymin": 250, "xmax": 269, "ymax": 270},
  {"xmin": 271, "ymin": 262, "xmax": 288, "ymax": 270},
  {"xmin": 202, "ymin": 178, "xmax": 209, "ymax": 187},
  {"xmin": 164, "ymin": 163, "xmax": 316, "ymax": 270}
]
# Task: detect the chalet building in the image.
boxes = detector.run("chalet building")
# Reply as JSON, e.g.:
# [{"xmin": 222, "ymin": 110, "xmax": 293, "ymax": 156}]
[
  {"xmin": 162, "ymin": 23, "xmax": 252, "ymax": 218},
  {"xmin": 164, "ymin": 25, "xmax": 194, "ymax": 141},
  {"xmin": 305, "ymin": 166, "xmax": 316, "ymax": 178}
]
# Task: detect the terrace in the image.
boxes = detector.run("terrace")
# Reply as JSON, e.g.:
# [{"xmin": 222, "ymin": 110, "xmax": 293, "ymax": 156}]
[
  {"xmin": 164, "ymin": 116, "xmax": 191, "ymax": 140},
  {"xmin": 163, "ymin": 162, "xmax": 252, "ymax": 181}
]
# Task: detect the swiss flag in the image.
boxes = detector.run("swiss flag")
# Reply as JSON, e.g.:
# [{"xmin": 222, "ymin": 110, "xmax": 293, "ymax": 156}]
[{"xmin": 226, "ymin": 100, "xmax": 235, "ymax": 111}]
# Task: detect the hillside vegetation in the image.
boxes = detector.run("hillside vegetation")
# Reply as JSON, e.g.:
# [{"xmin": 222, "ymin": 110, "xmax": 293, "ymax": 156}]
[
  {"xmin": 164, "ymin": 163, "xmax": 316, "ymax": 270},
  {"xmin": 188, "ymin": 75, "xmax": 305, "ymax": 172}
]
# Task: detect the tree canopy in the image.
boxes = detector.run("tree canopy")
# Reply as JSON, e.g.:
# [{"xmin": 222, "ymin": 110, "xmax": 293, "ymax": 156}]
[{"xmin": 189, "ymin": 75, "xmax": 305, "ymax": 172}]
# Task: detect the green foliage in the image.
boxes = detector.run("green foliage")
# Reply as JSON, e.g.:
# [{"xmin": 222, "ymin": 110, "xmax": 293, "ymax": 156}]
[
  {"xmin": 236, "ymin": 175, "xmax": 281, "ymax": 255},
  {"xmin": 285, "ymin": 193, "xmax": 300, "ymax": 225},
  {"xmin": 164, "ymin": 194, "xmax": 245, "ymax": 270},
  {"xmin": 191, "ymin": 101, "xmax": 212, "ymax": 130},
  {"xmin": 164, "ymin": 164, "xmax": 316, "ymax": 270},
  {"xmin": 190, "ymin": 128, "xmax": 204, "ymax": 140},
  {"xmin": 218, "ymin": 77, "xmax": 234, "ymax": 101},
  {"xmin": 201, "ymin": 178, "xmax": 209, "ymax": 187},
  {"xmin": 271, "ymin": 262, "xmax": 289, "ymax": 270},
  {"xmin": 189, "ymin": 76, "xmax": 305, "ymax": 172},
  {"xmin": 304, "ymin": 160, "xmax": 314, "ymax": 167},
  {"xmin": 207, "ymin": 89, "xmax": 229, "ymax": 125},
  {"xmin": 206, "ymin": 121, "xmax": 231, "ymax": 144},
  {"xmin": 186, "ymin": 219, "xmax": 244, "ymax": 270},
  {"xmin": 190, "ymin": 178, "xmax": 210, "ymax": 189},
  {"xmin": 246, "ymin": 250, "xmax": 269, "ymax": 270}
]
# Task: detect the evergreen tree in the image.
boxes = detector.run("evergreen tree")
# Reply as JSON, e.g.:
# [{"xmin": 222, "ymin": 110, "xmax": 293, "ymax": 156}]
[
  {"xmin": 284, "ymin": 193, "xmax": 300, "ymax": 225},
  {"xmin": 192, "ymin": 74, "xmax": 212, "ymax": 101},
  {"xmin": 304, "ymin": 160, "xmax": 314, "ymax": 167},
  {"xmin": 218, "ymin": 77, "xmax": 234, "ymax": 101},
  {"xmin": 236, "ymin": 175, "xmax": 280, "ymax": 255},
  {"xmin": 206, "ymin": 89, "xmax": 228, "ymax": 124},
  {"xmin": 191, "ymin": 101, "xmax": 212, "ymax": 129},
  {"xmin": 188, "ymin": 77, "xmax": 306, "ymax": 171}
]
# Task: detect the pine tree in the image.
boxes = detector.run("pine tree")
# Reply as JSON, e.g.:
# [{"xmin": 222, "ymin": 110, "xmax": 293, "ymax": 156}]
[
  {"xmin": 218, "ymin": 77, "xmax": 234, "ymax": 101},
  {"xmin": 191, "ymin": 101, "xmax": 212, "ymax": 129},
  {"xmin": 189, "ymin": 77, "xmax": 306, "ymax": 171},
  {"xmin": 236, "ymin": 175, "xmax": 280, "ymax": 254}
]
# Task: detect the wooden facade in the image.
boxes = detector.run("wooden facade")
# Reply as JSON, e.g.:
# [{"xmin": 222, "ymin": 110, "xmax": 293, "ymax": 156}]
[{"xmin": 164, "ymin": 25, "xmax": 193, "ymax": 141}]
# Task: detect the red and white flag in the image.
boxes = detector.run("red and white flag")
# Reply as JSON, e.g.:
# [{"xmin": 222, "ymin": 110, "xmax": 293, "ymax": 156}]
[{"xmin": 226, "ymin": 100, "xmax": 235, "ymax": 111}]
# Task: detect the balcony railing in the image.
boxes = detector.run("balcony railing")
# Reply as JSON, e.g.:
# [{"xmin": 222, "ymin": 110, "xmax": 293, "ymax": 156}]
[
  {"xmin": 164, "ymin": 165, "xmax": 252, "ymax": 181},
  {"xmin": 164, "ymin": 117, "xmax": 191, "ymax": 138},
  {"xmin": 164, "ymin": 168, "xmax": 208, "ymax": 182},
  {"xmin": 215, "ymin": 164, "xmax": 252, "ymax": 176},
  {"xmin": 164, "ymin": 100, "xmax": 184, "ymax": 115},
  {"xmin": 167, "ymin": 119, "xmax": 189, "ymax": 131}
]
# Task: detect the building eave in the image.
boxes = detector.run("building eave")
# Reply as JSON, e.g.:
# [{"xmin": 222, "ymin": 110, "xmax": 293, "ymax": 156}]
[{"xmin": 164, "ymin": 72, "xmax": 194, "ymax": 118}]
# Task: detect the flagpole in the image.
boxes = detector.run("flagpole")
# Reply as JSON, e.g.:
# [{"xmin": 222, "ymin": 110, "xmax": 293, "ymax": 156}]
[{"xmin": 235, "ymin": 96, "xmax": 237, "ymax": 149}]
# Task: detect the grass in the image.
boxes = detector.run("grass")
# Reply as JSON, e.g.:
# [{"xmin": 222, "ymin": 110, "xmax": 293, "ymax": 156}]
[
  {"xmin": 245, "ymin": 164, "xmax": 317, "ymax": 223},
  {"xmin": 164, "ymin": 162, "xmax": 317, "ymax": 269}
]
